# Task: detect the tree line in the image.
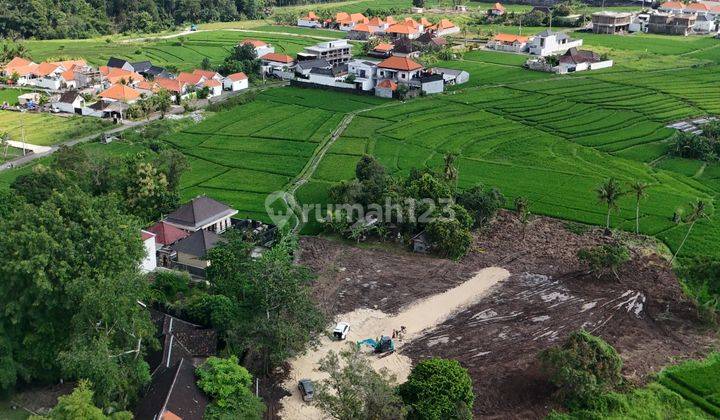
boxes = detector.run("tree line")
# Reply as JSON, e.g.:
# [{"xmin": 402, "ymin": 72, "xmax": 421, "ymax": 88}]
[{"xmin": 0, "ymin": 0, "xmax": 330, "ymax": 39}]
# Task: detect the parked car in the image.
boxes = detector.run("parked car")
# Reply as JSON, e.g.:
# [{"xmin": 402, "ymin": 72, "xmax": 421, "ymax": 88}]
[
  {"xmin": 333, "ymin": 322, "xmax": 350, "ymax": 340},
  {"xmin": 298, "ymin": 379, "xmax": 314, "ymax": 402}
]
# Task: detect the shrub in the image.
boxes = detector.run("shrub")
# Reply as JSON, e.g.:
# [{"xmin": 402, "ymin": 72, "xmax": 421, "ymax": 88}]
[
  {"xmin": 539, "ymin": 330, "xmax": 623, "ymax": 409},
  {"xmin": 196, "ymin": 356, "xmax": 265, "ymax": 419},
  {"xmin": 150, "ymin": 270, "xmax": 190, "ymax": 302},
  {"xmin": 399, "ymin": 358, "xmax": 474, "ymax": 420},
  {"xmin": 457, "ymin": 185, "xmax": 505, "ymax": 228},
  {"xmin": 577, "ymin": 244, "xmax": 630, "ymax": 280}
]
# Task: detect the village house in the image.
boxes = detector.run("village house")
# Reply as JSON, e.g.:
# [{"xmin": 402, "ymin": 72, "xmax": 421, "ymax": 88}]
[
  {"xmin": 428, "ymin": 19, "xmax": 460, "ymax": 37},
  {"xmin": 147, "ymin": 221, "xmax": 190, "ymax": 268},
  {"xmin": 647, "ymin": 12, "xmax": 697, "ymax": 35},
  {"xmin": 591, "ymin": 11, "xmax": 633, "ymax": 34},
  {"xmin": 694, "ymin": 14, "xmax": 717, "ymax": 33},
  {"xmin": 377, "ymin": 55, "xmax": 424, "ymax": 84},
  {"xmin": 135, "ymin": 309, "xmax": 217, "ymax": 420},
  {"xmin": 98, "ymin": 84, "xmax": 142, "ymax": 103},
  {"xmin": 298, "ymin": 39, "xmax": 352, "ymax": 65},
  {"xmin": 386, "ymin": 20, "xmax": 422, "ymax": 40},
  {"xmin": 490, "ymin": 2, "xmax": 506, "ymax": 16},
  {"xmin": 241, "ymin": 39, "xmax": 275, "ymax": 58},
  {"xmin": 374, "ymin": 79, "xmax": 397, "ymax": 98},
  {"xmin": 432, "ymin": 67, "xmax": 470, "ymax": 85},
  {"xmin": 368, "ymin": 42, "xmax": 395, "ymax": 58},
  {"xmin": 260, "ymin": 52, "xmax": 296, "ymax": 76},
  {"xmin": 347, "ymin": 59, "xmax": 380, "ymax": 90},
  {"xmin": 298, "ymin": 11, "xmax": 322, "ymax": 28},
  {"xmin": 487, "ymin": 33, "xmax": 530, "ymax": 53},
  {"xmin": 557, "ymin": 48, "xmax": 613, "ymax": 73},
  {"xmin": 204, "ymin": 79, "xmax": 223, "ymax": 97},
  {"xmin": 528, "ymin": 30, "xmax": 583, "ymax": 56},
  {"xmin": 409, "ymin": 73, "xmax": 445, "ymax": 94},
  {"xmin": 106, "ymin": 57, "xmax": 135, "ymax": 72},
  {"xmin": 296, "ymin": 58, "xmax": 332, "ymax": 77},
  {"xmin": 305, "ymin": 66, "xmax": 350, "ymax": 88},
  {"xmin": 223, "ymin": 72, "xmax": 249, "ymax": 91},
  {"xmin": 171, "ymin": 229, "xmax": 225, "ymax": 277},
  {"xmin": 348, "ymin": 23, "xmax": 382, "ymax": 40},
  {"xmin": 51, "ymin": 90, "xmax": 85, "ymax": 114},
  {"xmin": 155, "ymin": 77, "xmax": 189, "ymax": 101},
  {"xmin": 176, "ymin": 71, "xmax": 206, "ymax": 89},
  {"xmin": 336, "ymin": 12, "xmax": 369, "ymax": 31},
  {"xmin": 135, "ymin": 80, "xmax": 161, "ymax": 96},
  {"xmin": 100, "ymin": 66, "xmax": 145, "ymax": 87},
  {"xmin": 164, "ymin": 196, "xmax": 238, "ymax": 234}
]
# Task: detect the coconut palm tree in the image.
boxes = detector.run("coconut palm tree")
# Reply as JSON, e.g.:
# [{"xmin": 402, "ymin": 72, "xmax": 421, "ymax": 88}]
[
  {"xmin": 671, "ymin": 200, "xmax": 708, "ymax": 264},
  {"xmin": 596, "ymin": 178, "xmax": 624, "ymax": 230},
  {"xmin": 629, "ymin": 180, "xmax": 650, "ymax": 234}
]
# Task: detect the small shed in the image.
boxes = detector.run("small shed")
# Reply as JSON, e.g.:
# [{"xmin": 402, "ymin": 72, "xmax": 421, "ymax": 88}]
[
  {"xmin": 411, "ymin": 232, "xmax": 431, "ymax": 254},
  {"xmin": 18, "ymin": 92, "xmax": 41, "ymax": 106}
]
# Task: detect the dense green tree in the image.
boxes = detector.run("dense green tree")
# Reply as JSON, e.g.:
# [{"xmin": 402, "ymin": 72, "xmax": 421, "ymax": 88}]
[
  {"xmin": 398, "ymin": 358, "xmax": 474, "ymax": 420},
  {"xmin": 185, "ymin": 293, "xmax": 237, "ymax": 333},
  {"xmin": 10, "ymin": 164, "xmax": 73, "ymax": 205},
  {"xmin": 457, "ymin": 185, "xmax": 505, "ymax": 228},
  {"xmin": 426, "ymin": 218, "xmax": 472, "ymax": 260},
  {"xmin": 540, "ymin": 330, "xmax": 623, "ymax": 409},
  {"xmin": 0, "ymin": 189, "xmax": 155, "ymax": 408},
  {"xmin": 218, "ymin": 43, "xmax": 262, "ymax": 79},
  {"xmin": 149, "ymin": 271, "xmax": 190, "ymax": 302},
  {"xmin": 196, "ymin": 356, "xmax": 265, "ymax": 419},
  {"xmin": 122, "ymin": 159, "xmax": 179, "ymax": 222},
  {"xmin": 315, "ymin": 345, "xmax": 406, "ymax": 420},
  {"xmin": 29, "ymin": 380, "xmax": 132, "ymax": 420}
]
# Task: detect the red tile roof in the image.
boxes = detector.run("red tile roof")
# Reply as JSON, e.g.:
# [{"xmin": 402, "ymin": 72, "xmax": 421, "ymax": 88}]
[
  {"xmin": 141, "ymin": 230, "xmax": 156, "ymax": 241},
  {"xmin": 387, "ymin": 22, "xmax": 419, "ymax": 35},
  {"xmin": 373, "ymin": 43, "xmax": 394, "ymax": 52},
  {"xmin": 226, "ymin": 72, "xmax": 248, "ymax": 81},
  {"xmin": 376, "ymin": 79, "xmax": 397, "ymax": 91},
  {"xmin": 378, "ymin": 55, "xmax": 423, "ymax": 71},
  {"xmin": 176, "ymin": 72, "xmax": 204, "ymax": 85},
  {"xmin": 493, "ymin": 2, "xmax": 505, "ymax": 11},
  {"xmin": 147, "ymin": 221, "xmax": 190, "ymax": 246},
  {"xmin": 155, "ymin": 77, "xmax": 186, "ymax": 93},
  {"xmin": 204, "ymin": 79, "xmax": 221, "ymax": 87},
  {"xmin": 242, "ymin": 39, "xmax": 267, "ymax": 48},
  {"xmin": 493, "ymin": 33, "xmax": 529, "ymax": 43},
  {"xmin": 260, "ymin": 53, "xmax": 294, "ymax": 63},
  {"xmin": 99, "ymin": 84, "xmax": 141, "ymax": 102},
  {"xmin": 34, "ymin": 62, "xmax": 60, "ymax": 77},
  {"xmin": 192, "ymin": 69, "xmax": 220, "ymax": 80}
]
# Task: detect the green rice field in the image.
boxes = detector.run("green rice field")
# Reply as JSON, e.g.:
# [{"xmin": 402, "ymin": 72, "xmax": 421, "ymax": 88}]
[
  {"xmin": 0, "ymin": 111, "xmax": 111, "ymax": 146},
  {"xmin": 659, "ymin": 354, "xmax": 720, "ymax": 417}
]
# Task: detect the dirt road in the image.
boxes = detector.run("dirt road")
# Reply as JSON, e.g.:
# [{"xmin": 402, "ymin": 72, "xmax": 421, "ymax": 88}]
[{"xmin": 278, "ymin": 267, "xmax": 510, "ymax": 420}]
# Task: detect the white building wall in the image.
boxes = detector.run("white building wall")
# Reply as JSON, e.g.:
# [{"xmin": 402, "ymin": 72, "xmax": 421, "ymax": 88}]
[
  {"xmin": 141, "ymin": 234, "xmax": 157, "ymax": 272},
  {"xmin": 298, "ymin": 18, "xmax": 322, "ymax": 28}
]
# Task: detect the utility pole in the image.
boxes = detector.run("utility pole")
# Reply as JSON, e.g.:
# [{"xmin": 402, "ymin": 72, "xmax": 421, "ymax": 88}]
[{"xmin": 20, "ymin": 109, "xmax": 27, "ymax": 155}]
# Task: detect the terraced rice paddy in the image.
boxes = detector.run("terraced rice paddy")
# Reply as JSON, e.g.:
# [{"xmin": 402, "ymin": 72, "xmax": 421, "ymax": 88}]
[
  {"xmin": 163, "ymin": 89, "xmax": 383, "ymax": 219},
  {"xmin": 659, "ymin": 354, "xmax": 720, "ymax": 417},
  {"xmin": 24, "ymin": 29, "xmax": 338, "ymax": 71}
]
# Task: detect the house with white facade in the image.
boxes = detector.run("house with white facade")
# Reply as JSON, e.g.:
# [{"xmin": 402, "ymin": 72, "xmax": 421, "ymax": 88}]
[
  {"xmin": 487, "ymin": 33, "xmax": 530, "ymax": 53},
  {"xmin": 298, "ymin": 11, "xmax": 322, "ymax": 28},
  {"xmin": 376, "ymin": 55, "xmax": 424, "ymax": 84},
  {"xmin": 52, "ymin": 90, "xmax": 85, "ymax": 114},
  {"xmin": 557, "ymin": 48, "xmax": 613, "ymax": 73},
  {"xmin": 241, "ymin": 40, "xmax": 275, "ymax": 58},
  {"xmin": 204, "ymin": 79, "xmax": 223, "ymax": 97},
  {"xmin": 297, "ymin": 39, "xmax": 352, "ymax": 65},
  {"xmin": 347, "ymin": 59, "xmax": 380, "ymax": 90},
  {"xmin": 336, "ymin": 12, "xmax": 368, "ymax": 31},
  {"xmin": 260, "ymin": 53, "xmax": 296, "ymax": 76},
  {"xmin": 223, "ymin": 72, "xmax": 249, "ymax": 91},
  {"xmin": 427, "ymin": 19, "xmax": 461, "ymax": 37},
  {"xmin": 528, "ymin": 30, "xmax": 583, "ymax": 56}
]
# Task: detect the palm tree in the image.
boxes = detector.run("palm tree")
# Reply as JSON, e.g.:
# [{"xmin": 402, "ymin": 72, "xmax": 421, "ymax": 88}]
[
  {"xmin": 443, "ymin": 153, "xmax": 458, "ymax": 183},
  {"xmin": 671, "ymin": 200, "xmax": 708, "ymax": 264},
  {"xmin": 596, "ymin": 178, "xmax": 624, "ymax": 230},
  {"xmin": 629, "ymin": 181, "xmax": 650, "ymax": 234}
]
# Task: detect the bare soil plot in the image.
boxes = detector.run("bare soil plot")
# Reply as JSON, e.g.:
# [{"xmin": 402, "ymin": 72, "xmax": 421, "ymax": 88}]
[{"xmin": 295, "ymin": 212, "xmax": 715, "ymax": 419}]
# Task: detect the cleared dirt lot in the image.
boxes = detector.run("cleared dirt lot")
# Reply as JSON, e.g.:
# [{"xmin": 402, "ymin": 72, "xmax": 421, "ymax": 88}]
[{"xmin": 296, "ymin": 212, "xmax": 715, "ymax": 418}]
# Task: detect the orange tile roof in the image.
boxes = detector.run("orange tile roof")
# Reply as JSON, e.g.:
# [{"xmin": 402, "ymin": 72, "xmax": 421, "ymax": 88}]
[
  {"xmin": 242, "ymin": 39, "xmax": 267, "ymax": 48},
  {"xmin": 350, "ymin": 13, "xmax": 368, "ymax": 23},
  {"xmin": 192, "ymin": 69, "xmax": 220, "ymax": 79},
  {"xmin": 378, "ymin": 55, "xmax": 423, "ymax": 71},
  {"xmin": 387, "ymin": 23, "xmax": 419, "ymax": 34},
  {"xmin": 403, "ymin": 17, "xmax": 419, "ymax": 28},
  {"xmin": 136, "ymin": 81, "xmax": 161, "ymax": 93},
  {"xmin": 11, "ymin": 64, "xmax": 39, "ymax": 77},
  {"xmin": 493, "ymin": 33, "xmax": 529, "ymax": 43},
  {"xmin": 303, "ymin": 11, "xmax": 318, "ymax": 20},
  {"xmin": 4, "ymin": 57, "xmax": 32, "ymax": 68},
  {"xmin": 335, "ymin": 12, "xmax": 350, "ymax": 22},
  {"xmin": 373, "ymin": 43, "xmax": 394, "ymax": 52},
  {"xmin": 369, "ymin": 16, "xmax": 384, "ymax": 26},
  {"xmin": 34, "ymin": 62, "xmax": 61, "ymax": 77},
  {"xmin": 51, "ymin": 59, "xmax": 87, "ymax": 69},
  {"xmin": 260, "ymin": 53, "xmax": 294, "ymax": 63},
  {"xmin": 61, "ymin": 70, "xmax": 75, "ymax": 81},
  {"xmin": 204, "ymin": 79, "xmax": 222, "ymax": 87},
  {"xmin": 385, "ymin": 16, "xmax": 396, "ymax": 24},
  {"xmin": 101, "ymin": 67, "xmax": 144, "ymax": 84},
  {"xmin": 353, "ymin": 23, "xmax": 372, "ymax": 32},
  {"xmin": 99, "ymin": 84, "xmax": 141, "ymax": 102},
  {"xmin": 176, "ymin": 72, "xmax": 204, "ymax": 85},
  {"xmin": 493, "ymin": 2, "xmax": 505, "ymax": 11},
  {"xmin": 660, "ymin": 1, "xmax": 684, "ymax": 9},
  {"xmin": 226, "ymin": 72, "xmax": 247, "ymax": 81},
  {"xmin": 376, "ymin": 79, "xmax": 397, "ymax": 91},
  {"xmin": 155, "ymin": 77, "xmax": 186, "ymax": 93},
  {"xmin": 160, "ymin": 411, "xmax": 182, "ymax": 420},
  {"xmin": 430, "ymin": 19, "xmax": 457, "ymax": 30},
  {"xmin": 420, "ymin": 17, "xmax": 432, "ymax": 27},
  {"xmin": 686, "ymin": 2, "xmax": 713, "ymax": 11}
]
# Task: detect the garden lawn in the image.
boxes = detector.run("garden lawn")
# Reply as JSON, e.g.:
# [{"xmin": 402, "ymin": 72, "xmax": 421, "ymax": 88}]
[{"xmin": 0, "ymin": 111, "xmax": 111, "ymax": 146}]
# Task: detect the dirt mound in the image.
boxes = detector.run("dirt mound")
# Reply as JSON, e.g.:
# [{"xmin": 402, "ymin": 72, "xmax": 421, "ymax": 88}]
[{"xmin": 296, "ymin": 212, "xmax": 714, "ymax": 419}]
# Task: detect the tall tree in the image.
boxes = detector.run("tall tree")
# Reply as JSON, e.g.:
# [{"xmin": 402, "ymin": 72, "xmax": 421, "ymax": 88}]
[
  {"xmin": 628, "ymin": 181, "xmax": 649, "ymax": 234},
  {"xmin": 153, "ymin": 89, "xmax": 172, "ymax": 118},
  {"xmin": 0, "ymin": 189, "xmax": 155, "ymax": 408},
  {"xmin": 443, "ymin": 153, "xmax": 458, "ymax": 184},
  {"xmin": 596, "ymin": 178, "xmax": 624, "ymax": 230},
  {"xmin": 514, "ymin": 196, "xmax": 530, "ymax": 239},
  {"xmin": 29, "ymin": 380, "xmax": 132, "ymax": 420},
  {"xmin": 0, "ymin": 131, "xmax": 9, "ymax": 159},
  {"xmin": 399, "ymin": 358, "xmax": 474, "ymax": 420},
  {"xmin": 315, "ymin": 345, "xmax": 406, "ymax": 420},
  {"xmin": 195, "ymin": 356, "xmax": 265, "ymax": 419},
  {"xmin": 671, "ymin": 200, "xmax": 708, "ymax": 264}
]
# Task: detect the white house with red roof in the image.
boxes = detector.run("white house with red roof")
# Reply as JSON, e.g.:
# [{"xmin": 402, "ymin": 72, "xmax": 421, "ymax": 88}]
[
  {"xmin": 223, "ymin": 72, "xmax": 249, "ymax": 91},
  {"xmin": 377, "ymin": 55, "xmax": 424, "ymax": 83},
  {"xmin": 488, "ymin": 33, "xmax": 530, "ymax": 53},
  {"xmin": 260, "ymin": 52, "xmax": 297, "ymax": 75},
  {"xmin": 298, "ymin": 11, "xmax": 323, "ymax": 28},
  {"xmin": 241, "ymin": 39, "xmax": 275, "ymax": 58},
  {"xmin": 428, "ymin": 19, "xmax": 461, "ymax": 37},
  {"xmin": 491, "ymin": 2, "xmax": 506, "ymax": 15}
]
